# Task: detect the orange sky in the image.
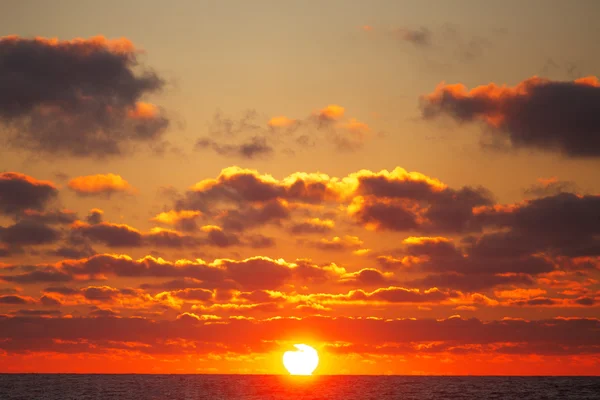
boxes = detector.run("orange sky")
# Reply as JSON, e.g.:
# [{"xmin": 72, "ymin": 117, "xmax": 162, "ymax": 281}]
[{"xmin": 0, "ymin": 1, "xmax": 599, "ymax": 375}]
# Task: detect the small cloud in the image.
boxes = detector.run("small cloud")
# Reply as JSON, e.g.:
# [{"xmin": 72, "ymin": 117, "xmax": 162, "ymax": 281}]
[{"xmin": 68, "ymin": 174, "xmax": 135, "ymax": 196}]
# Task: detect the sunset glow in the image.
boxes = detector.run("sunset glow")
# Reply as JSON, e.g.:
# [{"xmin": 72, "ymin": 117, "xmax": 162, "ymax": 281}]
[{"xmin": 0, "ymin": 1, "xmax": 599, "ymax": 379}]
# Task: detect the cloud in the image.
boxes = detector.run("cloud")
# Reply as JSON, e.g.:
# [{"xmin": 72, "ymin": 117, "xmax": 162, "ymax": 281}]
[
  {"xmin": 195, "ymin": 136, "xmax": 273, "ymax": 159},
  {"xmin": 17, "ymin": 209, "xmax": 77, "ymax": 225},
  {"xmin": 1, "ymin": 253, "xmax": 345, "ymax": 291},
  {"xmin": 172, "ymin": 166, "xmax": 494, "ymax": 235},
  {"xmin": 395, "ymin": 236, "xmax": 555, "ymax": 291},
  {"xmin": 0, "ymin": 35, "xmax": 169, "ymax": 157},
  {"xmin": 391, "ymin": 27, "xmax": 432, "ymax": 46},
  {"xmin": 0, "ymin": 315, "xmax": 598, "ymax": 360},
  {"xmin": 0, "ymin": 268, "xmax": 73, "ymax": 284},
  {"xmin": 68, "ymin": 174, "xmax": 134, "ymax": 196},
  {"xmin": 339, "ymin": 268, "xmax": 396, "ymax": 287},
  {"xmin": 308, "ymin": 235, "xmax": 363, "ymax": 251},
  {"xmin": 72, "ymin": 221, "xmax": 143, "ymax": 248},
  {"xmin": 0, "ymin": 295, "xmax": 35, "ymax": 304},
  {"xmin": 0, "ymin": 172, "xmax": 57, "ymax": 215},
  {"xmin": 316, "ymin": 104, "xmax": 345, "ymax": 122},
  {"xmin": 195, "ymin": 105, "xmax": 372, "ymax": 158},
  {"xmin": 421, "ymin": 76, "xmax": 600, "ymax": 157},
  {"xmin": 151, "ymin": 210, "xmax": 202, "ymax": 232},
  {"xmin": 473, "ymin": 193, "xmax": 600, "ymax": 257},
  {"xmin": 85, "ymin": 209, "xmax": 104, "ymax": 225},
  {"xmin": 349, "ymin": 175, "xmax": 493, "ymax": 233},
  {"xmin": 267, "ymin": 116, "xmax": 298, "ymax": 128},
  {"xmin": 0, "ymin": 220, "xmax": 61, "ymax": 246},
  {"xmin": 524, "ymin": 177, "xmax": 578, "ymax": 197},
  {"xmin": 289, "ymin": 218, "xmax": 334, "ymax": 234}
]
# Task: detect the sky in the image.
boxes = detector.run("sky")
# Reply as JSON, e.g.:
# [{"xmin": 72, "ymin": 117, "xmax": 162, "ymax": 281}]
[{"xmin": 0, "ymin": 0, "xmax": 599, "ymax": 375}]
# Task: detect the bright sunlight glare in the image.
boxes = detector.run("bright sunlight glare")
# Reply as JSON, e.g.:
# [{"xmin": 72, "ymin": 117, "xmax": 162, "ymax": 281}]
[{"xmin": 282, "ymin": 344, "xmax": 319, "ymax": 376}]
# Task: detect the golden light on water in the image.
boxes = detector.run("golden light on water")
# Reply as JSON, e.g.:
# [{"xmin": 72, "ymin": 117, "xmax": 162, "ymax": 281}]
[{"xmin": 282, "ymin": 344, "xmax": 319, "ymax": 376}]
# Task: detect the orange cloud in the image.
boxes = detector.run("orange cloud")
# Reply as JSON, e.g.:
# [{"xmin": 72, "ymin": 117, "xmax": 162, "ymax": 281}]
[
  {"xmin": 317, "ymin": 104, "xmax": 345, "ymax": 121},
  {"xmin": 0, "ymin": 35, "xmax": 136, "ymax": 54},
  {"xmin": 68, "ymin": 173, "xmax": 134, "ymax": 196},
  {"xmin": 267, "ymin": 116, "xmax": 297, "ymax": 128},
  {"xmin": 151, "ymin": 210, "xmax": 202, "ymax": 225},
  {"xmin": 127, "ymin": 102, "xmax": 159, "ymax": 119}
]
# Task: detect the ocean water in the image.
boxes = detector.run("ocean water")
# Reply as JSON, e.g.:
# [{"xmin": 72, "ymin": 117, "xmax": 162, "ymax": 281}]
[{"xmin": 0, "ymin": 374, "xmax": 599, "ymax": 399}]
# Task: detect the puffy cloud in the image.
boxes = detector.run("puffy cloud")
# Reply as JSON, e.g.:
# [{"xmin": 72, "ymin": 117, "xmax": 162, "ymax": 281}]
[
  {"xmin": 421, "ymin": 76, "xmax": 600, "ymax": 157},
  {"xmin": 72, "ymin": 221, "xmax": 142, "ymax": 248},
  {"xmin": 316, "ymin": 104, "xmax": 345, "ymax": 122},
  {"xmin": 151, "ymin": 210, "xmax": 202, "ymax": 232},
  {"xmin": 0, "ymin": 220, "xmax": 61, "ymax": 246},
  {"xmin": 473, "ymin": 193, "xmax": 600, "ymax": 257},
  {"xmin": 1, "ymin": 253, "xmax": 344, "ymax": 291},
  {"xmin": 218, "ymin": 200, "xmax": 291, "ymax": 232},
  {"xmin": 0, "ymin": 172, "xmax": 57, "ymax": 215},
  {"xmin": 85, "ymin": 209, "xmax": 104, "ymax": 225},
  {"xmin": 68, "ymin": 174, "xmax": 134, "ymax": 196},
  {"xmin": 308, "ymin": 286, "xmax": 452, "ymax": 304},
  {"xmin": 0, "ymin": 36, "xmax": 169, "ymax": 157},
  {"xmin": 395, "ymin": 236, "xmax": 555, "ymax": 291},
  {"xmin": 339, "ymin": 268, "xmax": 396, "ymax": 287},
  {"xmin": 348, "ymin": 168, "xmax": 493, "ymax": 233}
]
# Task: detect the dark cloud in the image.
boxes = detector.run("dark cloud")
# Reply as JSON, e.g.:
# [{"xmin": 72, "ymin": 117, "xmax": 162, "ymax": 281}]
[
  {"xmin": 219, "ymin": 200, "xmax": 291, "ymax": 232},
  {"xmin": 0, "ymin": 220, "xmax": 61, "ymax": 246},
  {"xmin": 194, "ymin": 110, "xmax": 271, "ymax": 159},
  {"xmin": 0, "ymin": 172, "xmax": 57, "ymax": 215},
  {"xmin": 524, "ymin": 178, "xmax": 579, "ymax": 198},
  {"xmin": 17, "ymin": 209, "xmax": 77, "ymax": 225},
  {"xmin": 0, "ymin": 268, "xmax": 73, "ymax": 284},
  {"xmin": 0, "ymin": 295, "xmax": 33, "ymax": 304},
  {"xmin": 351, "ymin": 171, "xmax": 494, "ymax": 233},
  {"xmin": 289, "ymin": 219, "xmax": 334, "ymax": 234},
  {"xmin": 0, "ymin": 36, "xmax": 169, "ymax": 158},
  {"xmin": 73, "ymin": 222, "xmax": 142, "ymax": 248},
  {"xmin": 421, "ymin": 76, "xmax": 600, "ymax": 157},
  {"xmin": 202, "ymin": 228, "xmax": 240, "ymax": 248},
  {"xmin": 244, "ymin": 234, "xmax": 276, "ymax": 249},
  {"xmin": 409, "ymin": 273, "xmax": 534, "ymax": 292},
  {"xmin": 391, "ymin": 27, "xmax": 432, "ymax": 46},
  {"xmin": 15, "ymin": 309, "xmax": 61, "ymax": 316},
  {"xmin": 474, "ymin": 193, "xmax": 600, "ymax": 257},
  {"xmin": 195, "ymin": 136, "xmax": 273, "ymax": 159},
  {"xmin": 339, "ymin": 268, "xmax": 395, "ymax": 287},
  {"xmin": 85, "ymin": 209, "xmax": 104, "ymax": 225},
  {"xmin": 81, "ymin": 286, "xmax": 120, "ymax": 302},
  {"xmin": 397, "ymin": 237, "xmax": 552, "ymax": 291}
]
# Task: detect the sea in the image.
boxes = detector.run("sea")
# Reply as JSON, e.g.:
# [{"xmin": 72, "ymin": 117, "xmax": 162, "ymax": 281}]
[{"xmin": 1, "ymin": 374, "xmax": 599, "ymax": 399}]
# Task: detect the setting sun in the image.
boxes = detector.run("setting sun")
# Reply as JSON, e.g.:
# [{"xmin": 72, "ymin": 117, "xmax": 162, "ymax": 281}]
[{"xmin": 283, "ymin": 344, "xmax": 319, "ymax": 376}]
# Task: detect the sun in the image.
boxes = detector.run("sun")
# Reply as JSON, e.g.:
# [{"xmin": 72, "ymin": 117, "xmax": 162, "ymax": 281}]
[{"xmin": 283, "ymin": 344, "xmax": 319, "ymax": 375}]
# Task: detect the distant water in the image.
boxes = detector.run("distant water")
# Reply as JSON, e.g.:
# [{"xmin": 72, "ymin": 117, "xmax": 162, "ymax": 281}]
[{"xmin": 1, "ymin": 374, "xmax": 599, "ymax": 399}]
